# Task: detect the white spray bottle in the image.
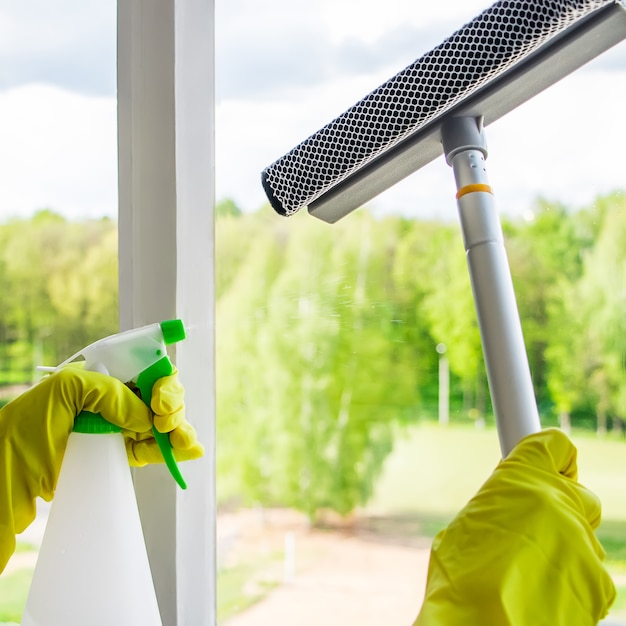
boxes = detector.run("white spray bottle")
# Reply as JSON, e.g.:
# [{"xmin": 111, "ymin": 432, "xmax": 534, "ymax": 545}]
[{"xmin": 21, "ymin": 319, "xmax": 187, "ymax": 626}]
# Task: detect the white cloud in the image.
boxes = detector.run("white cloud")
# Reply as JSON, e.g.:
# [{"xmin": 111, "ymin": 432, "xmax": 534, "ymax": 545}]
[
  {"xmin": 0, "ymin": 85, "xmax": 117, "ymax": 220},
  {"xmin": 364, "ymin": 62, "xmax": 626, "ymax": 221},
  {"xmin": 0, "ymin": 2, "xmax": 115, "ymax": 95},
  {"xmin": 0, "ymin": 0, "xmax": 624, "ymax": 222},
  {"xmin": 215, "ymin": 0, "xmax": 492, "ymax": 101},
  {"xmin": 316, "ymin": 0, "xmax": 491, "ymax": 44},
  {"xmin": 217, "ymin": 42, "xmax": 626, "ymax": 220}
]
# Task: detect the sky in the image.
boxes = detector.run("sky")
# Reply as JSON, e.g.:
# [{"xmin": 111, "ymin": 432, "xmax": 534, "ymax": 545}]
[{"xmin": 0, "ymin": 0, "xmax": 624, "ymax": 223}]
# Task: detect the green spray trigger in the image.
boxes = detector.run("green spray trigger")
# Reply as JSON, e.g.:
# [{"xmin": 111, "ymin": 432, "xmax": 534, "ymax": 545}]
[
  {"xmin": 45, "ymin": 319, "xmax": 189, "ymax": 489},
  {"xmin": 136, "ymin": 354, "xmax": 188, "ymax": 489}
]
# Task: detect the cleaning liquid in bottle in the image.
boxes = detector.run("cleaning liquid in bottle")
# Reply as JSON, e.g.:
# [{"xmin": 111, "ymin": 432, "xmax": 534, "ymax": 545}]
[{"xmin": 21, "ymin": 412, "xmax": 162, "ymax": 626}]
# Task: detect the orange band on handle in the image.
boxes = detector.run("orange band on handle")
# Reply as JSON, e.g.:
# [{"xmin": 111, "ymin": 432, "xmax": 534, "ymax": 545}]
[{"xmin": 456, "ymin": 183, "xmax": 493, "ymax": 200}]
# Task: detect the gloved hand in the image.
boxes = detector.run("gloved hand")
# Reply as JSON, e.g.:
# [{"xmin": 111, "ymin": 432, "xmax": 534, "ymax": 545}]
[
  {"xmin": 123, "ymin": 372, "xmax": 204, "ymax": 466},
  {"xmin": 414, "ymin": 428, "xmax": 616, "ymax": 626},
  {"xmin": 0, "ymin": 367, "xmax": 204, "ymax": 573}
]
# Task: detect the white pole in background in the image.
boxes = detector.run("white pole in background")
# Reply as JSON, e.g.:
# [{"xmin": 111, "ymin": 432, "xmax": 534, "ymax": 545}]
[{"xmin": 436, "ymin": 343, "xmax": 449, "ymax": 426}]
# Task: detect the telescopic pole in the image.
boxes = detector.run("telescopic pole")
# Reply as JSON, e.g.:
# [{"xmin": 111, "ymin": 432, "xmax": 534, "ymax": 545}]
[{"xmin": 441, "ymin": 116, "xmax": 541, "ymax": 457}]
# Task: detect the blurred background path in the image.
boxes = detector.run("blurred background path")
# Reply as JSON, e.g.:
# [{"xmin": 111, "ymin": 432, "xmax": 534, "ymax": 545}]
[{"xmin": 225, "ymin": 533, "xmax": 429, "ymax": 626}]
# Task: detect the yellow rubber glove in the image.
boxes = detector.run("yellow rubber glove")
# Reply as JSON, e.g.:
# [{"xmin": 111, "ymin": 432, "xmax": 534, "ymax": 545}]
[
  {"xmin": 414, "ymin": 428, "xmax": 616, "ymax": 626},
  {"xmin": 124, "ymin": 372, "xmax": 204, "ymax": 466},
  {"xmin": 0, "ymin": 367, "xmax": 204, "ymax": 573}
]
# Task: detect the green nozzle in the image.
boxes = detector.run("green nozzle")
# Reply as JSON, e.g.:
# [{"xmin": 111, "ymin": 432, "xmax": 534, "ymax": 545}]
[
  {"xmin": 74, "ymin": 411, "xmax": 122, "ymax": 434},
  {"xmin": 160, "ymin": 319, "xmax": 186, "ymax": 345}
]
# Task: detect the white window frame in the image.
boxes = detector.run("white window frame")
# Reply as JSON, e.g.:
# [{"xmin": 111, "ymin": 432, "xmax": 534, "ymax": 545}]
[{"xmin": 117, "ymin": 1, "xmax": 216, "ymax": 624}]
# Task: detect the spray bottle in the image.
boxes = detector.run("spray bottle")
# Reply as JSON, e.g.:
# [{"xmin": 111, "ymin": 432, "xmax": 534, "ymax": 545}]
[{"xmin": 21, "ymin": 319, "xmax": 187, "ymax": 626}]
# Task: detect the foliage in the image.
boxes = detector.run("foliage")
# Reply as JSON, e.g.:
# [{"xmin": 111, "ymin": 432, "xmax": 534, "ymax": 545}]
[
  {"xmin": 215, "ymin": 192, "xmax": 626, "ymax": 518},
  {"xmin": 217, "ymin": 212, "xmax": 417, "ymax": 518},
  {"xmin": 0, "ymin": 210, "xmax": 118, "ymax": 384},
  {"xmin": 505, "ymin": 200, "xmax": 584, "ymax": 405},
  {"xmin": 3, "ymin": 192, "xmax": 626, "ymax": 519}
]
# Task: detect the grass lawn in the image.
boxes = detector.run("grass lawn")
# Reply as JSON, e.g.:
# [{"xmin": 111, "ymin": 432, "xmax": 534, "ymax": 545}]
[
  {"xmin": 0, "ymin": 566, "xmax": 31, "ymax": 624},
  {"xmin": 369, "ymin": 423, "xmax": 626, "ymax": 518},
  {"xmin": 368, "ymin": 422, "xmax": 502, "ymax": 516},
  {"xmin": 3, "ymin": 423, "xmax": 626, "ymax": 623},
  {"xmin": 217, "ymin": 558, "xmax": 281, "ymax": 624},
  {"xmin": 0, "ymin": 544, "xmax": 282, "ymax": 625},
  {"xmin": 369, "ymin": 422, "xmax": 626, "ymax": 619}
]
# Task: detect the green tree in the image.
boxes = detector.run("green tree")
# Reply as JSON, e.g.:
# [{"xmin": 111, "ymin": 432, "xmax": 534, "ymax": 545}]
[
  {"xmin": 0, "ymin": 211, "xmax": 118, "ymax": 383},
  {"xmin": 215, "ymin": 197, "xmax": 243, "ymax": 218},
  {"xmin": 214, "ymin": 190, "xmax": 626, "ymax": 518},
  {"xmin": 216, "ymin": 211, "xmax": 289, "ymax": 505},
  {"xmin": 573, "ymin": 193, "xmax": 626, "ymax": 432},
  {"xmin": 504, "ymin": 200, "xmax": 585, "ymax": 408},
  {"xmin": 216, "ymin": 211, "xmax": 422, "ymax": 519},
  {"xmin": 416, "ymin": 223, "xmax": 486, "ymax": 416}
]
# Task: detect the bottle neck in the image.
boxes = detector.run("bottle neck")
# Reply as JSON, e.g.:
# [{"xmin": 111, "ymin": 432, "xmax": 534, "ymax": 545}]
[{"xmin": 73, "ymin": 411, "xmax": 121, "ymax": 434}]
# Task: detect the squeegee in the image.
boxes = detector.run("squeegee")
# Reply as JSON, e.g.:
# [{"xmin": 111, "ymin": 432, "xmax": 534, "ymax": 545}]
[{"xmin": 261, "ymin": 0, "xmax": 626, "ymax": 457}]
